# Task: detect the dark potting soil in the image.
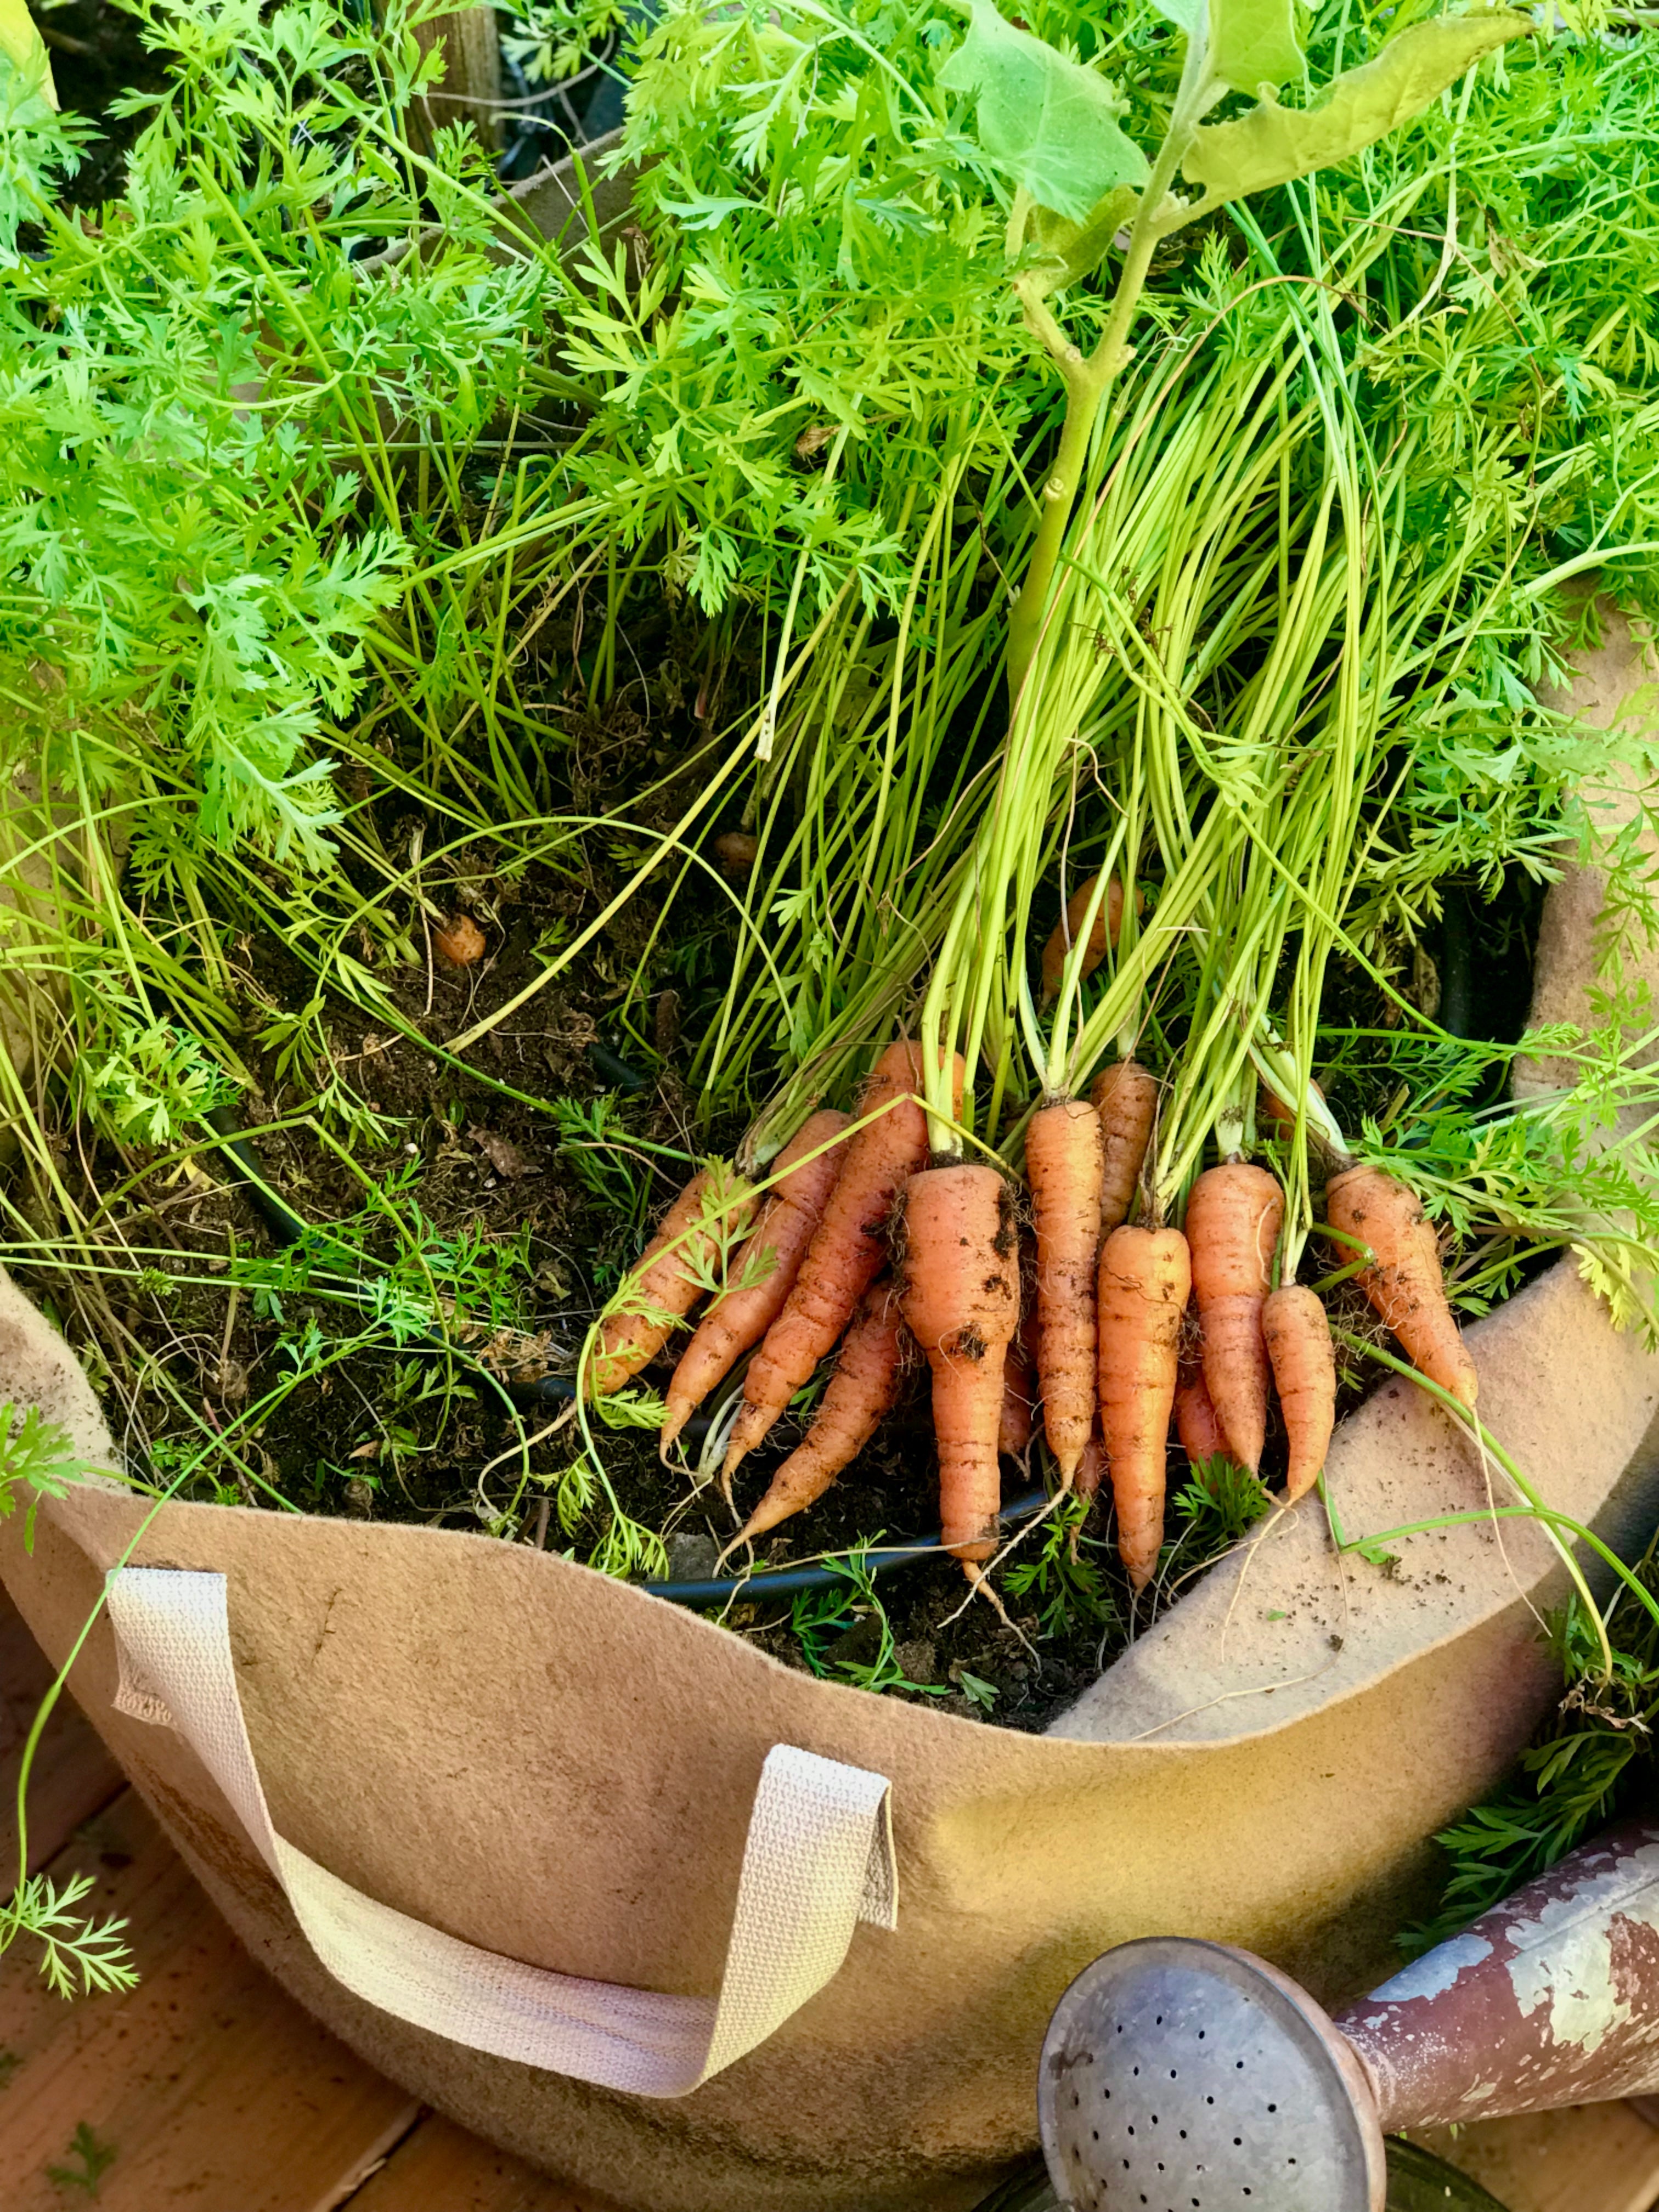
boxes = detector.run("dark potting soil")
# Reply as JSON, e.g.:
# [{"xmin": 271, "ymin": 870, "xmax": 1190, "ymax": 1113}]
[
  {"xmin": 9, "ymin": 577, "xmax": 1107, "ymax": 1726},
  {"xmin": 37, "ymin": 929, "xmax": 1494, "ymax": 1740},
  {"xmin": 30, "ymin": 0, "xmax": 172, "ymax": 210},
  {"xmin": 36, "ymin": 807, "xmax": 1549, "ymax": 1737}
]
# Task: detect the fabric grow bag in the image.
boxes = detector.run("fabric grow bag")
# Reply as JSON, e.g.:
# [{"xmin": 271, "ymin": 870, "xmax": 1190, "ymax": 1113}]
[{"xmin": 2, "ymin": 656, "xmax": 1657, "ymax": 2211}]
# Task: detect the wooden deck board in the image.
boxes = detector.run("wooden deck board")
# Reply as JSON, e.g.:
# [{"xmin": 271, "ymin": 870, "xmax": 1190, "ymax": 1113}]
[
  {"xmin": 0, "ymin": 1594, "xmax": 123, "ymax": 1875},
  {"xmin": 0, "ymin": 1787, "xmax": 420, "ymax": 2210},
  {"xmin": 1415, "ymin": 2108, "xmax": 1659, "ymax": 2212},
  {"xmin": 348, "ymin": 2113, "xmax": 614, "ymax": 2210}
]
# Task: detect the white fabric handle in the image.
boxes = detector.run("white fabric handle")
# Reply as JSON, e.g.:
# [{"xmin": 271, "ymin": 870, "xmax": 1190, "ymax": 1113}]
[{"xmin": 103, "ymin": 1566, "xmax": 896, "ymax": 2096}]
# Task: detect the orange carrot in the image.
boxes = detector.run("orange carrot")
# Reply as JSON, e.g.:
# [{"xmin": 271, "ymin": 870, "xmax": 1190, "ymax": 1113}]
[
  {"xmin": 1262, "ymin": 1284, "xmax": 1337, "ymax": 1500},
  {"xmin": 1097, "ymin": 1224, "xmax": 1190, "ymax": 1589},
  {"xmin": 1073, "ymin": 1423, "xmax": 1106, "ymax": 1501},
  {"xmin": 998, "ymin": 1315, "xmax": 1037, "ymax": 1462},
  {"xmin": 433, "ymin": 913, "xmax": 486, "ymax": 967},
  {"xmin": 1325, "ymin": 1164, "xmax": 1477, "ymax": 1407},
  {"xmin": 722, "ymin": 1040, "xmax": 962, "ymax": 1482},
  {"xmin": 898, "ymin": 1163, "xmax": 1020, "ymax": 1572},
  {"xmin": 1040, "ymin": 874, "xmax": 1132, "ymax": 1001},
  {"xmin": 1025, "ymin": 1097, "xmax": 1104, "ymax": 1486},
  {"xmin": 1172, "ymin": 1353, "xmax": 1229, "ymax": 1464},
  {"xmin": 1185, "ymin": 1163, "xmax": 1284, "ymax": 1475},
  {"xmin": 661, "ymin": 1109, "xmax": 849, "ymax": 1453},
  {"xmin": 590, "ymin": 1165, "xmax": 752, "ymax": 1395},
  {"xmin": 1091, "ymin": 1058, "xmax": 1159, "ymax": 1232},
  {"xmin": 733, "ymin": 1282, "xmax": 907, "ymax": 1543}
]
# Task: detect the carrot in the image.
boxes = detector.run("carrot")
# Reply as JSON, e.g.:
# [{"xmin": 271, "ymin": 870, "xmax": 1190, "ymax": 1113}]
[
  {"xmin": 733, "ymin": 1282, "xmax": 907, "ymax": 1543},
  {"xmin": 1025, "ymin": 1097, "xmax": 1104, "ymax": 1486},
  {"xmin": 661, "ymin": 1109, "xmax": 849, "ymax": 1454},
  {"xmin": 1325, "ymin": 1163, "xmax": 1477, "ymax": 1407},
  {"xmin": 1097, "ymin": 1224, "xmax": 1190, "ymax": 1589},
  {"xmin": 1184, "ymin": 1163, "xmax": 1284, "ymax": 1475},
  {"xmin": 1172, "ymin": 1353, "xmax": 1228, "ymax": 1464},
  {"xmin": 1263, "ymin": 1284, "xmax": 1337, "ymax": 1500},
  {"xmin": 1090, "ymin": 1058, "xmax": 1159, "ymax": 1232},
  {"xmin": 590, "ymin": 1165, "xmax": 752, "ymax": 1396},
  {"xmin": 998, "ymin": 1316, "xmax": 1037, "ymax": 1462},
  {"xmin": 433, "ymin": 913, "xmax": 486, "ymax": 967},
  {"xmin": 898, "ymin": 1163, "xmax": 1020, "ymax": 1571},
  {"xmin": 1040, "ymin": 874, "xmax": 1131, "ymax": 1001},
  {"xmin": 721, "ymin": 1040, "xmax": 961, "ymax": 1481},
  {"xmin": 1073, "ymin": 1423, "xmax": 1106, "ymax": 1501}
]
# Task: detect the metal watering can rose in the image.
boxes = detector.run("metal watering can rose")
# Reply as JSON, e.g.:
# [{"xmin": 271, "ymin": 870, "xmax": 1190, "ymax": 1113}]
[
  {"xmin": 985, "ymin": 2130, "xmax": 1511, "ymax": 2211},
  {"xmin": 1039, "ymin": 1822, "xmax": 1659, "ymax": 2211}
]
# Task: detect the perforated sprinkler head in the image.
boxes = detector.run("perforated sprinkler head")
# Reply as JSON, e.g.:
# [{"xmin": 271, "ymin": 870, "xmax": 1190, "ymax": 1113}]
[
  {"xmin": 1037, "ymin": 1821, "xmax": 1659, "ymax": 2212},
  {"xmin": 1039, "ymin": 1939, "xmax": 1386, "ymax": 2212}
]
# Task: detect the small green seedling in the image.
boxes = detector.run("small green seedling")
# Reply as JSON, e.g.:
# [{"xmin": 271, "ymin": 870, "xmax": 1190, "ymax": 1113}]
[
  {"xmin": 955, "ymin": 1669, "xmax": 1001, "ymax": 1715},
  {"xmin": 47, "ymin": 2123, "xmax": 117, "ymax": 2199}
]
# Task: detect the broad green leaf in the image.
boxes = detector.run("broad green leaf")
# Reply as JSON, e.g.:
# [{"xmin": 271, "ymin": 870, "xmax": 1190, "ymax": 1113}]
[
  {"xmin": 1150, "ymin": 0, "xmax": 1302, "ymax": 97},
  {"xmin": 0, "ymin": 0, "xmax": 55, "ymax": 106},
  {"xmin": 1211, "ymin": 0, "xmax": 1303, "ymax": 94},
  {"xmin": 1150, "ymin": 0, "xmax": 1204, "ymax": 33},
  {"xmin": 939, "ymin": 0, "xmax": 1149, "ymax": 225},
  {"xmin": 1025, "ymin": 184, "xmax": 1140, "ymax": 297},
  {"xmin": 1183, "ymin": 10, "xmax": 1531, "ymax": 200}
]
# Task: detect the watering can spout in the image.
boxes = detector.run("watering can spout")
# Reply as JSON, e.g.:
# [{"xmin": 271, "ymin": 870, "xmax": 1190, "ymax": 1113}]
[
  {"xmin": 1336, "ymin": 1819, "xmax": 1659, "ymax": 2132},
  {"xmin": 1038, "ymin": 1821, "xmax": 1659, "ymax": 2212}
]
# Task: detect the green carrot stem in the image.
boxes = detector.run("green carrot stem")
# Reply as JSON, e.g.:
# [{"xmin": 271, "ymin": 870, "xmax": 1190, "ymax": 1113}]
[
  {"xmin": 1005, "ymin": 30, "xmax": 1217, "ymax": 697},
  {"xmin": 1308, "ymin": 1255, "xmax": 1371, "ymax": 1295},
  {"xmin": 1316, "ymin": 1223, "xmax": 1374, "ymax": 1257}
]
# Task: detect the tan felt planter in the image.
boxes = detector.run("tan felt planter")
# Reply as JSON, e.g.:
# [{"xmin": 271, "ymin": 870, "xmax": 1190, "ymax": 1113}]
[{"xmin": 2, "ymin": 630, "xmax": 1657, "ymax": 2212}]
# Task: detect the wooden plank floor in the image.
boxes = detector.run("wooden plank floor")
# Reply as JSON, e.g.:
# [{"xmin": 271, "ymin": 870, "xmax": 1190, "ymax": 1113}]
[
  {"xmin": 1417, "ymin": 2110, "xmax": 1659, "ymax": 2212},
  {"xmin": 4, "ymin": 1587, "xmax": 1659, "ymax": 2211},
  {"xmin": 0, "ymin": 1590, "xmax": 606, "ymax": 2212}
]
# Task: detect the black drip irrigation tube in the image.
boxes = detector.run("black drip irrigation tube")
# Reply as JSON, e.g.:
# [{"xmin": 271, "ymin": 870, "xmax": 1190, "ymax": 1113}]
[
  {"xmin": 641, "ymin": 1490, "xmax": 1052, "ymax": 1606},
  {"xmin": 205, "ymin": 1108, "xmax": 1049, "ymax": 1607}
]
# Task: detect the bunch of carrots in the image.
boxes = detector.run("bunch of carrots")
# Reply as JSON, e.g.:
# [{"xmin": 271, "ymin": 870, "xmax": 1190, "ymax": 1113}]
[
  {"xmin": 565, "ymin": 0, "xmax": 1542, "ymax": 1607},
  {"xmin": 585, "ymin": 877, "xmax": 1477, "ymax": 1592}
]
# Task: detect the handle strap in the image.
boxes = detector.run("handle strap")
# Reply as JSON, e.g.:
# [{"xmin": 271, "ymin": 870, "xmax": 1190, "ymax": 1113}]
[{"xmin": 104, "ymin": 1566, "xmax": 895, "ymax": 2096}]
